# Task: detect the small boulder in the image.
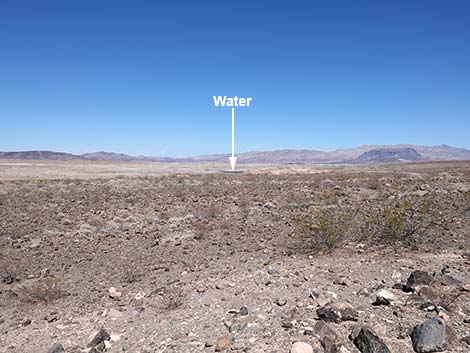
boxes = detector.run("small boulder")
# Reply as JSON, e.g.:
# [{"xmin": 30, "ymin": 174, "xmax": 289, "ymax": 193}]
[
  {"xmin": 317, "ymin": 302, "xmax": 359, "ymax": 323},
  {"xmin": 1, "ymin": 273, "xmax": 16, "ymax": 284},
  {"xmin": 372, "ymin": 289, "xmax": 398, "ymax": 306},
  {"xmin": 215, "ymin": 336, "xmax": 231, "ymax": 351},
  {"xmin": 352, "ymin": 327, "xmax": 391, "ymax": 353},
  {"xmin": 410, "ymin": 318, "xmax": 445, "ymax": 353},
  {"xmin": 88, "ymin": 328, "xmax": 111, "ymax": 348},
  {"xmin": 108, "ymin": 287, "xmax": 122, "ymax": 300},
  {"xmin": 291, "ymin": 341, "xmax": 314, "ymax": 353},
  {"xmin": 407, "ymin": 271, "xmax": 434, "ymax": 289}
]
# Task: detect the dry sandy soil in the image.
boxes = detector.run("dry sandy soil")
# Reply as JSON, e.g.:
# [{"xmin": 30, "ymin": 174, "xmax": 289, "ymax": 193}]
[{"xmin": 0, "ymin": 160, "xmax": 469, "ymax": 353}]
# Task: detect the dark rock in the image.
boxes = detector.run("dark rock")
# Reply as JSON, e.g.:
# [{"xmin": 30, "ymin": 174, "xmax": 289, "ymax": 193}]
[
  {"xmin": 317, "ymin": 302, "xmax": 358, "ymax": 323},
  {"xmin": 88, "ymin": 328, "xmax": 111, "ymax": 348},
  {"xmin": 352, "ymin": 327, "xmax": 391, "ymax": 353},
  {"xmin": 407, "ymin": 271, "xmax": 434, "ymax": 289},
  {"xmin": 419, "ymin": 302, "xmax": 436, "ymax": 312},
  {"xmin": 392, "ymin": 282, "xmax": 414, "ymax": 293},
  {"xmin": 406, "ymin": 271, "xmax": 462, "ymax": 291},
  {"xmin": 462, "ymin": 336, "xmax": 470, "ymax": 346},
  {"xmin": 410, "ymin": 318, "xmax": 445, "ymax": 353},
  {"xmin": 46, "ymin": 342, "xmax": 65, "ymax": 353},
  {"xmin": 1, "ymin": 273, "xmax": 15, "ymax": 285},
  {"xmin": 44, "ymin": 312, "xmax": 58, "ymax": 323},
  {"xmin": 276, "ymin": 298, "xmax": 287, "ymax": 306},
  {"xmin": 433, "ymin": 274, "xmax": 461, "ymax": 288},
  {"xmin": 239, "ymin": 306, "xmax": 248, "ymax": 316},
  {"xmin": 281, "ymin": 319, "xmax": 295, "ymax": 329},
  {"xmin": 20, "ymin": 318, "xmax": 31, "ymax": 327},
  {"xmin": 308, "ymin": 290, "xmax": 319, "ymax": 299}
]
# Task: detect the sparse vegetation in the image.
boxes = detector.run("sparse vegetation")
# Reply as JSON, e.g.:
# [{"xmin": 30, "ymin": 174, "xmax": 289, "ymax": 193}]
[
  {"xmin": 291, "ymin": 174, "xmax": 466, "ymax": 252},
  {"xmin": 0, "ymin": 161, "xmax": 469, "ymax": 352},
  {"xmin": 16, "ymin": 276, "xmax": 64, "ymax": 304},
  {"xmin": 161, "ymin": 284, "xmax": 185, "ymax": 310}
]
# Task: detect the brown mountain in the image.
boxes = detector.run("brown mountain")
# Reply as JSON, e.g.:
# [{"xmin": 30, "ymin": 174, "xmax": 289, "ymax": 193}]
[
  {"xmin": 1, "ymin": 144, "xmax": 469, "ymax": 164},
  {"xmin": 346, "ymin": 147, "xmax": 426, "ymax": 164},
  {"xmin": 0, "ymin": 151, "xmax": 83, "ymax": 160}
]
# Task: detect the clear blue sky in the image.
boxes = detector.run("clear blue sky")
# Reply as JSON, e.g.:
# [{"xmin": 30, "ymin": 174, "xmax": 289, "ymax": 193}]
[{"xmin": 1, "ymin": 1, "xmax": 469, "ymax": 157}]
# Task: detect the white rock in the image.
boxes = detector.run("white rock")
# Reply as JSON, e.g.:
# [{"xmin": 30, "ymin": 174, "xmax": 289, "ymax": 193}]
[
  {"xmin": 291, "ymin": 341, "xmax": 313, "ymax": 353},
  {"xmin": 108, "ymin": 287, "xmax": 122, "ymax": 300},
  {"xmin": 134, "ymin": 292, "xmax": 145, "ymax": 300},
  {"xmin": 30, "ymin": 239, "xmax": 41, "ymax": 249},
  {"xmin": 108, "ymin": 308, "xmax": 123, "ymax": 319},
  {"xmin": 374, "ymin": 289, "xmax": 398, "ymax": 305},
  {"xmin": 110, "ymin": 334, "xmax": 121, "ymax": 342}
]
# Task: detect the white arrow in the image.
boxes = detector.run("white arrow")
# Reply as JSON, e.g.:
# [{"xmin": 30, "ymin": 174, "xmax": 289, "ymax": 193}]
[{"xmin": 229, "ymin": 107, "xmax": 237, "ymax": 171}]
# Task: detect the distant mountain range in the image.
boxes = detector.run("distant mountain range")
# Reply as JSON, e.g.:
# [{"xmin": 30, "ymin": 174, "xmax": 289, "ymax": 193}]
[{"xmin": 1, "ymin": 144, "xmax": 470, "ymax": 164}]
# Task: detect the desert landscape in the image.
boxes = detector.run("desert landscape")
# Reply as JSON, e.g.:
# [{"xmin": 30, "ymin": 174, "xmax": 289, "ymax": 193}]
[{"xmin": 0, "ymin": 160, "xmax": 469, "ymax": 353}]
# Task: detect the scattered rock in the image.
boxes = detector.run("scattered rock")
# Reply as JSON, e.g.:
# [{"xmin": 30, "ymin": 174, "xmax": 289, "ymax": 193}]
[
  {"xmin": 290, "ymin": 341, "xmax": 314, "ymax": 353},
  {"xmin": 30, "ymin": 238, "xmax": 41, "ymax": 249},
  {"xmin": 228, "ymin": 322, "xmax": 246, "ymax": 333},
  {"xmin": 392, "ymin": 282, "xmax": 413, "ymax": 293},
  {"xmin": 407, "ymin": 271, "xmax": 434, "ymax": 289},
  {"xmin": 406, "ymin": 270, "xmax": 462, "ymax": 292},
  {"xmin": 20, "ymin": 318, "xmax": 31, "ymax": 327},
  {"xmin": 108, "ymin": 287, "xmax": 122, "ymax": 300},
  {"xmin": 372, "ymin": 289, "xmax": 398, "ymax": 306},
  {"xmin": 410, "ymin": 317, "xmax": 445, "ymax": 353},
  {"xmin": 267, "ymin": 266, "xmax": 278, "ymax": 275},
  {"xmin": 281, "ymin": 319, "xmax": 296, "ymax": 329},
  {"xmin": 317, "ymin": 302, "xmax": 359, "ymax": 323},
  {"xmin": 351, "ymin": 326, "xmax": 391, "ymax": 353},
  {"xmin": 333, "ymin": 278, "xmax": 348, "ymax": 286},
  {"xmin": 276, "ymin": 298, "xmax": 287, "ymax": 306},
  {"xmin": 44, "ymin": 311, "xmax": 58, "ymax": 323},
  {"xmin": 406, "ymin": 294, "xmax": 426, "ymax": 307},
  {"xmin": 239, "ymin": 305, "xmax": 249, "ymax": 316},
  {"xmin": 215, "ymin": 336, "xmax": 231, "ymax": 351},
  {"xmin": 89, "ymin": 328, "xmax": 111, "ymax": 348},
  {"xmin": 46, "ymin": 342, "xmax": 65, "ymax": 353},
  {"xmin": 1, "ymin": 273, "xmax": 16, "ymax": 284}
]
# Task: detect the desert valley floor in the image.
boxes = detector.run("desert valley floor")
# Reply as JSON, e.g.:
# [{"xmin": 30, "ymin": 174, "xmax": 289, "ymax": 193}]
[{"xmin": 0, "ymin": 160, "xmax": 469, "ymax": 353}]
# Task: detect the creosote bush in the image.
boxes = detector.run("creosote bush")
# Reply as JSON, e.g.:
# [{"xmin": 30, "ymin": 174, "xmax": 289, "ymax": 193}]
[{"xmin": 293, "ymin": 189, "xmax": 444, "ymax": 252}]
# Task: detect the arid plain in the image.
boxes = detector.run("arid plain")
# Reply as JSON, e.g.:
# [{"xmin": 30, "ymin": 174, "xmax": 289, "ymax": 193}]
[{"xmin": 0, "ymin": 160, "xmax": 469, "ymax": 353}]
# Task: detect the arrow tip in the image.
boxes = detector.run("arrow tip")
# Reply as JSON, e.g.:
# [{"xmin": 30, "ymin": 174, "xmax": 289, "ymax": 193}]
[{"xmin": 229, "ymin": 156, "xmax": 237, "ymax": 171}]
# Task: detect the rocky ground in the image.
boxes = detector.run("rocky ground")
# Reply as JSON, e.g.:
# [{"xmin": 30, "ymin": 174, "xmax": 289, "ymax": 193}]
[{"xmin": 0, "ymin": 161, "xmax": 469, "ymax": 353}]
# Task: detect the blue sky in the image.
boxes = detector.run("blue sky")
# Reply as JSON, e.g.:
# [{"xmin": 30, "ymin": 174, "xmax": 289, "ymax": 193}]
[{"xmin": 1, "ymin": 1, "xmax": 469, "ymax": 157}]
